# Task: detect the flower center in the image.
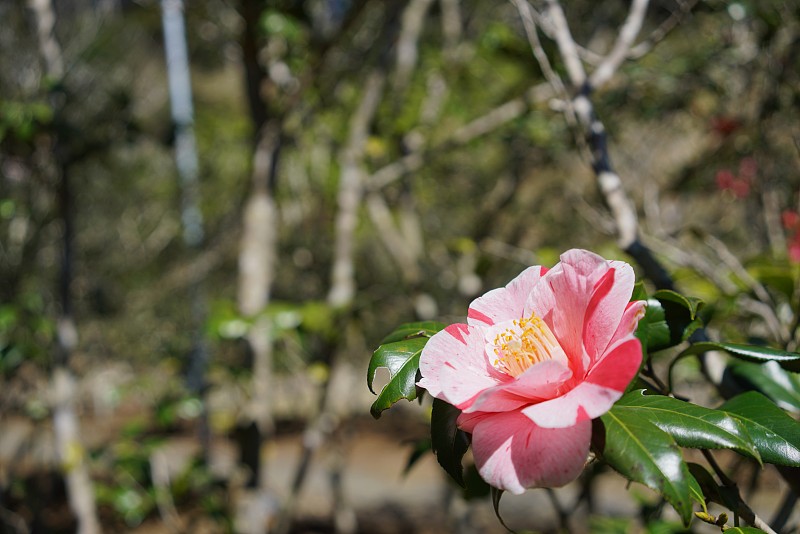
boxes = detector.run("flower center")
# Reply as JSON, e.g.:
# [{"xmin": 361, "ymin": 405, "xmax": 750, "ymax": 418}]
[{"xmin": 487, "ymin": 314, "xmax": 567, "ymax": 377}]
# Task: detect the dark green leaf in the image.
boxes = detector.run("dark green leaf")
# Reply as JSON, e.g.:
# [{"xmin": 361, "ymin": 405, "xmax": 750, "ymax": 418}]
[
  {"xmin": 614, "ymin": 391, "xmax": 760, "ymax": 463},
  {"xmin": 490, "ymin": 487, "xmax": 517, "ymax": 534},
  {"xmin": 462, "ymin": 464, "xmax": 491, "ymax": 500},
  {"xmin": 721, "ymin": 392, "xmax": 800, "ymax": 467},
  {"xmin": 687, "ymin": 463, "xmax": 722, "ymax": 508},
  {"xmin": 687, "ymin": 472, "xmax": 705, "ymax": 511},
  {"xmin": 637, "ymin": 298, "xmax": 671, "ymax": 353},
  {"xmin": 653, "ymin": 290, "xmax": 703, "ymax": 319},
  {"xmin": 653, "ymin": 290, "xmax": 704, "ymax": 349},
  {"xmin": 680, "ymin": 341, "xmax": 800, "ymax": 372},
  {"xmin": 367, "ymin": 337, "xmax": 427, "ymax": 418},
  {"xmin": 723, "ymin": 528, "xmax": 767, "ymax": 533},
  {"xmin": 728, "ymin": 360, "xmax": 800, "ymax": 411},
  {"xmin": 403, "ymin": 438, "xmax": 431, "ymax": 476},
  {"xmin": 430, "ymin": 398, "xmax": 470, "ymax": 487},
  {"xmin": 600, "ymin": 407, "xmax": 694, "ymax": 525},
  {"xmin": 380, "ymin": 321, "xmax": 446, "ymax": 344}
]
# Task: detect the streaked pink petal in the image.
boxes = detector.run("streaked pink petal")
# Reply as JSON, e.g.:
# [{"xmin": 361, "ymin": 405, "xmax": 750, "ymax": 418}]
[
  {"xmin": 418, "ymin": 324, "xmax": 504, "ymax": 408},
  {"xmin": 463, "ymin": 360, "xmax": 573, "ymax": 413},
  {"xmin": 526, "ymin": 250, "xmax": 636, "ymax": 378},
  {"xmin": 520, "ymin": 338, "xmax": 642, "ymax": 428},
  {"xmin": 521, "ymin": 382, "xmax": 619, "ymax": 428},
  {"xmin": 527, "ymin": 250, "xmax": 610, "ymax": 375},
  {"xmin": 468, "ymin": 266, "xmax": 546, "ymax": 327},
  {"xmin": 605, "ymin": 300, "xmax": 646, "ymax": 351},
  {"xmin": 583, "ymin": 261, "xmax": 636, "ymax": 362},
  {"xmin": 470, "ymin": 411, "xmax": 591, "ymax": 494},
  {"xmin": 456, "ymin": 410, "xmax": 487, "ymax": 434},
  {"xmin": 585, "ymin": 337, "xmax": 642, "ymax": 391}
]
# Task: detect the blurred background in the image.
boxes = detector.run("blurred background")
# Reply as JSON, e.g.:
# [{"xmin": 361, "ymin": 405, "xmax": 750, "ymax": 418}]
[{"xmin": 1, "ymin": 0, "xmax": 798, "ymax": 532}]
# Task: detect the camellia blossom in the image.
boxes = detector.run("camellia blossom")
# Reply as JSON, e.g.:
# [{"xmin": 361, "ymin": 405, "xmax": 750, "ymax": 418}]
[{"xmin": 418, "ymin": 249, "xmax": 645, "ymax": 494}]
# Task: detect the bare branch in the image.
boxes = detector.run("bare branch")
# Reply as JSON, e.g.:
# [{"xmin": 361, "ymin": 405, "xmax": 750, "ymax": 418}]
[
  {"xmin": 544, "ymin": 0, "xmax": 587, "ymax": 86},
  {"xmin": 367, "ymin": 83, "xmax": 554, "ymax": 190},
  {"xmin": 366, "ymin": 192, "xmax": 421, "ymax": 282},
  {"xmin": 394, "ymin": 0, "xmax": 435, "ymax": 92},
  {"xmin": 590, "ymin": 0, "xmax": 650, "ymax": 88},
  {"xmin": 629, "ymin": 0, "xmax": 700, "ymax": 59},
  {"xmin": 440, "ymin": 0, "xmax": 462, "ymax": 57},
  {"xmin": 329, "ymin": 70, "xmax": 387, "ymax": 308}
]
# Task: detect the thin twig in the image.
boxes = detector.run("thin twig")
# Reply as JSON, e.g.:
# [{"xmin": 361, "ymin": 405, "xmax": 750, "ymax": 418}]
[
  {"xmin": 590, "ymin": 0, "xmax": 650, "ymax": 88},
  {"xmin": 701, "ymin": 450, "xmax": 779, "ymax": 534},
  {"xmin": 629, "ymin": 0, "xmax": 700, "ymax": 59}
]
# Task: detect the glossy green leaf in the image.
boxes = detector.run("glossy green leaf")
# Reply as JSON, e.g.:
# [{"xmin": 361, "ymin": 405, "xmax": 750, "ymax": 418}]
[
  {"xmin": 728, "ymin": 360, "xmax": 800, "ymax": 412},
  {"xmin": 646, "ymin": 290, "xmax": 704, "ymax": 351},
  {"xmin": 679, "ymin": 341, "xmax": 800, "ymax": 372},
  {"xmin": 380, "ymin": 321, "xmax": 446, "ymax": 344},
  {"xmin": 430, "ymin": 398, "xmax": 470, "ymax": 487},
  {"xmin": 600, "ymin": 407, "xmax": 693, "ymax": 525},
  {"xmin": 687, "ymin": 463, "xmax": 722, "ymax": 509},
  {"xmin": 637, "ymin": 298, "xmax": 671, "ymax": 353},
  {"xmin": 721, "ymin": 392, "xmax": 800, "ymax": 467},
  {"xmin": 653, "ymin": 290, "xmax": 703, "ymax": 319},
  {"xmin": 367, "ymin": 337, "xmax": 427, "ymax": 418},
  {"xmin": 614, "ymin": 391, "xmax": 760, "ymax": 463},
  {"xmin": 687, "ymin": 472, "xmax": 705, "ymax": 511}
]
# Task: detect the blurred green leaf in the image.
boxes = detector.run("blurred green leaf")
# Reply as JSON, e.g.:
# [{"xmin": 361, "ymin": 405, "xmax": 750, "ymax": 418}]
[
  {"xmin": 614, "ymin": 391, "xmax": 760, "ymax": 463},
  {"xmin": 368, "ymin": 337, "xmax": 427, "ymax": 418},
  {"xmin": 403, "ymin": 438, "xmax": 431, "ymax": 476},
  {"xmin": 721, "ymin": 392, "xmax": 800, "ymax": 466},
  {"xmin": 600, "ymin": 406, "xmax": 693, "ymax": 525},
  {"xmin": 631, "ymin": 281, "xmax": 648, "ymax": 302},
  {"xmin": 430, "ymin": 398, "xmax": 469, "ymax": 487}
]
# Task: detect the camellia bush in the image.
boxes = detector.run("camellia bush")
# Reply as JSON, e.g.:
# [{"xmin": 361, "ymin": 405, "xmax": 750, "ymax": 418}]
[{"xmin": 368, "ymin": 249, "xmax": 800, "ymax": 532}]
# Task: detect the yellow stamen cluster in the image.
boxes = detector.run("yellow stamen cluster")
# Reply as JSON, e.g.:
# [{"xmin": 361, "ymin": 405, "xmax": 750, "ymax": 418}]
[{"xmin": 492, "ymin": 315, "xmax": 562, "ymax": 377}]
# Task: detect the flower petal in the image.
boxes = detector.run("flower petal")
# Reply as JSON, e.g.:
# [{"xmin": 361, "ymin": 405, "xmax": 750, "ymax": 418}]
[
  {"xmin": 527, "ymin": 249, "xmax": 633, "ymax": 377},
  {"xmin": 418, "ymin": 324, "xmax": 504, "ymax": 408},
  {"xmin": 469, "ymin": 411, "xmax": 591, "ymax": 494},
  {"xmin": 605, "ymin": 300, "xmax": 646, "ymax": 353},
  {"xmin": 583, "ymin": 260, "xmax": 636, "ymax": 362},
  {"xmin": 520, "ymin": 338, "xmax": 642, "ymax": 428},
  {"xmin": 468, "ymin": 266, "xmax": 547, "ymax": 327},
  {"xmin": 463, "ymin": 360, "xmax": 573, "ymax": 413}
]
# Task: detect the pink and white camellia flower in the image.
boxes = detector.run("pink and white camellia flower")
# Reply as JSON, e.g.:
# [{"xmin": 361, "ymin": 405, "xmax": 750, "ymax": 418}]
[{"xmin": 418, "ymin": 249, "xmax": 645, "ymax": 494}]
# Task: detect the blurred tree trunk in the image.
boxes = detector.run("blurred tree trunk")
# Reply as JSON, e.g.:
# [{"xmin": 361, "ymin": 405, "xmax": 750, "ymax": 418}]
[
  {"xmin": 233, "ymin": 1, "xmax": 282, "ymax": 532},
  {"xmin": 161, "ymin": 0, "xmax": 211, "ymax": 460},
  {"xmin": 28, "ymin": 0, "xmax": 102, "ymax": 532}
]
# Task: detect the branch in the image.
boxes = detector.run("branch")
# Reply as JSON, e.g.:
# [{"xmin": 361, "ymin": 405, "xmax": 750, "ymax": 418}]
[
  {"xmin": 589, "ymin": 0, "xmax": 649, "ymax": 88},
  {"xmin": 544, "ymin": 0, "xmax": 587, "ymax": 87},
  {"xmin": 328, "ymin": 70, "xmax": 387, "ymax": 308},
  {"xmin": 629, "ymin": 0, "xmax": 699, "ymax": 59},
  {"xmin": 366, "ymin": 83, "xmax": 554, "ymax": 190},
  {"xmin": 394, "ymin": 0, "xmax": 435, "ymax": 92}
]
